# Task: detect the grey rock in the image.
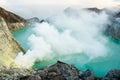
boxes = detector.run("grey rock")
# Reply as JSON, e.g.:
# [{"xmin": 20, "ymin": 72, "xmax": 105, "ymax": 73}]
[
  {"xmin": 27, "ymin": 17, "xmax": 40, "ymax": 23},
  {"xmin": 102, "ymin": 69, "xmax": 120, "ymax": 80},
  {"xmin": 79, "ymin": 69, "xmax": 95, "ymax": 80},
  {"xmin": 0, "ymin": 61, "xmax": 120, "ymax": 80}
]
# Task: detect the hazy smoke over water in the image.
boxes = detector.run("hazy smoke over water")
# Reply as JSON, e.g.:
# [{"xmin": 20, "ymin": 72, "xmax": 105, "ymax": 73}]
[
  {"xmin": 15, "ymin": 9, "xmax": 110, "ymax": 68},
  {"xmin": 1, "ymin": 0, "xmax": 120, "ymax": 19}
]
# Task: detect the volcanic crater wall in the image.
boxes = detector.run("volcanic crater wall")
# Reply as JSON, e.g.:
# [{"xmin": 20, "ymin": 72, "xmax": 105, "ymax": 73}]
[{"xmin": 0, "ymin": 7, "xmax": 26, "ymax": 67}]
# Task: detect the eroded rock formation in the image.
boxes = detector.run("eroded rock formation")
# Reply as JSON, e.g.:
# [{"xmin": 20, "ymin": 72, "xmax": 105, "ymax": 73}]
[
  {"xmin": 0, "ymin": 7, "xmax": 27, "ymax": 67},
  {"xmin": 0, "ymin": 7, "xmax": 27, "ymax": 31},
  {"xmin": 0, "ymin": 16, "xmax": 25, "ymax": 67}
]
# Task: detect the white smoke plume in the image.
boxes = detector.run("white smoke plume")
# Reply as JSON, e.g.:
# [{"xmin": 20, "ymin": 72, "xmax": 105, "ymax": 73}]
[
  {"xmin": 14, "ymin": 9, "xmax": 110, "ymax": 68},
  {"xmin": 0, "ymin": 0, "xmax": 120, "ymax": 19}
]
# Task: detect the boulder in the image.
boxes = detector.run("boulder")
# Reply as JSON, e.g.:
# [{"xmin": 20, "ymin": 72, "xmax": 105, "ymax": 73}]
[
  {"xmin": 35, "ymin": 61, "xmax": 79, "ymax": 80},
  {"xmin": 79, "ymin": 69, "xmax": 97, "ymax": 80}
]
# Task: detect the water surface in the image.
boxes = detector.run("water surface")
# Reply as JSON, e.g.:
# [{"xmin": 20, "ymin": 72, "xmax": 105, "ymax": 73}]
[{"xmin": 13, "ymin": 25, "xmax": 120, "ymax": 77}]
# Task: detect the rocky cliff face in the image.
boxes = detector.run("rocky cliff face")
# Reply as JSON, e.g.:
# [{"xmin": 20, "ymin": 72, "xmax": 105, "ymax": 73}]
[
  {"xmin": 0, "ymin": 7, "xmax": 27, "ymax": 31},
  {"xmin": 0, "ymin": 7, "xmax": 27, "ymax": 67},
  {"xmin": 0, "ymin": 16, "xmax": 25, "ymax": 67}
]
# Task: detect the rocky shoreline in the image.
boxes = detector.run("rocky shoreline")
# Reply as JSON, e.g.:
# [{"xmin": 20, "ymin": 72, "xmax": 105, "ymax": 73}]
[
  {"xmin": 0, "ymin": 61, "xmax": 120, "ymax": 80},
  {"xmin": 0, "ymin": 7, "xmax": 120, "ymax": 80}
]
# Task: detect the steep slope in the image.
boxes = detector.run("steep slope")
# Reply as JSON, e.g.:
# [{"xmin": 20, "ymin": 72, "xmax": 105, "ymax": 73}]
[
  {"xmin": 0, "ymin": 7, "xmax": 27, "ymax": 67},
  {"xmin": 0, "ymin": 7, "xmax": 27, "ymax": 30},
  {"xmin": 0, "ymin": 16, "xmax": 25, "ymax": 67}
]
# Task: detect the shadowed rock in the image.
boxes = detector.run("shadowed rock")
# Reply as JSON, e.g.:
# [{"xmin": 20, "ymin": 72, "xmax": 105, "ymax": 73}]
[
  {"xmin": 27, "ymin": 17, "xmax": 40, "ymax": 23},
  {"xmin": 35, "ymin": 61, "xmax": 79, "ymax": 80},
  {"xmin": 86, "ymin": 7, "xmax": 102, "ymax": 13},
  {"xmin": 79, "ymin": 69, "xmax": 96, "ymax": 80},
  {"xmin": 0, "ymin": 7, "xmax": 27, "ymax": 30},
  {"xmin": 102, "ymin": 69, "xmax": 120, "ymax": 80},
  {"xmin": 0, "ymin": 7, "xmax": 25, "ymax": 23}
]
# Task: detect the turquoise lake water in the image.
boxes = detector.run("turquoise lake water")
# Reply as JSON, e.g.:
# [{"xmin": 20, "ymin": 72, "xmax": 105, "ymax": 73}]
[{"xmin": 13, "ymin": 25, "xmax": 120, "ymax": 77}]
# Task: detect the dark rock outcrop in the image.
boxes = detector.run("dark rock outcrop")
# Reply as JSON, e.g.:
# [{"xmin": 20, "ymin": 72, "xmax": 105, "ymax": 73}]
[
  {"xmin": 30, "ymin": 61, "xmax": 79, "ymax": 80},
  {"xmin": 18, "ymin": 62, "xmax": 93, "ymax": 80},
  {"xmin": 105, "ymin": 12, "xmax": 120, "ymax": 40},
  {"xmin": 79, "ymin": 69, "xmax": 96, "ymax": 80},
  {"xmin": 27, "ymin": 17, "xmax": 40, "ymax": 23},
  {"xmin": 102, "ymin": 69, "xmax": 120, "ymax": 80},
  {"xmin": 86, "ymin": 7, "xmax": 103, "ymax": 13},
  {"xmin": 40, "ymin": 20, "xmax": 46, "ymax": 23},
  {"xmin": 18, "ymin": 62, "xmax": 120, "ymax": 80},
  {"xmin": 0, "ymin": 61, "xmax": 120, "ymax": 80}
]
